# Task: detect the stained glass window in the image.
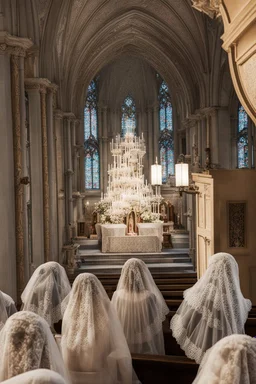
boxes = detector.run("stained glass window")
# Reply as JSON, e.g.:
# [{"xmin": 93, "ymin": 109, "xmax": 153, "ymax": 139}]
[
  {"xmin": 237, "ymin": 104, "xmax": 249, "ymax": 168},
  {"xmin": 121, "ymin": 96, "xmax": 136, "ymax": 136},
  {"xmin": 158, "ymin": 80, "xmax": 174, "ymax": 182},
  {"xmin": 84, "ymin": 79, "xmax": 100, "ymax": 189}
]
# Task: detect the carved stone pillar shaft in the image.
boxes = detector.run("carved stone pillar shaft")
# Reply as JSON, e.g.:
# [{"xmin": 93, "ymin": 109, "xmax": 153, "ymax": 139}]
[
  {"xmin": 11, "ymin": 54, "xmax": 24, "ymax": 299},
  {"xmin": 102, "ymin": 106, "xmax": 108, "ymax": 194},
  {"xmin": 40, "ymin": 87, "xmax": 50, "ymax": 261}
]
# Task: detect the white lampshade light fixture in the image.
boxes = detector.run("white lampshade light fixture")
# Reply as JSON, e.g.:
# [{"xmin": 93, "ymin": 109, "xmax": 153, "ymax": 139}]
[
  {"xmin": 175, "ymin": 163, "xmax": 189, "ymax": 187},
  {"xmin": 151, "ymin": 157, "xmax": 162, "ymax": 186}
]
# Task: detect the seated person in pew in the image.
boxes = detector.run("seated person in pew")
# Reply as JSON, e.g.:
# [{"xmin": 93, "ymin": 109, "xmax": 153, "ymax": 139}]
[
  {"xmin": 192, "ymin": 334, "xmax": 256, "ymax": 384},
  {"xmin": 1, "ymin": 369, "xmax": 68, "ymax": 384},
  {"xmin": 112, "ymin": 258, "xmax": 169, "ymax": 355},
  {"xmin": 0, "ymin": 291, "xmax": 17, "ymax": 330},
  {"xmin": 21, "ymin": 262, "xmax": 71, "ymax": 330},
  {"xmin": 0, "ymin": 311, "xmax": 70, "ymax": 383},
  {"xmin": 61, "ymin": 273, "xmax": 140, "ymax": 384},
  {"xmin": 170, "ymin": 252, "xmax": 251, "ymax": 364}
]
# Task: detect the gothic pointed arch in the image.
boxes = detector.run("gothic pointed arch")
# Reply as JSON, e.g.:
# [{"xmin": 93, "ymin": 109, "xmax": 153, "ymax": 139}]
[
  {"xmin": 158, "ymin": 80, "xmax": 174, "ymax": 183},
  {"xmin": 84, "ymin": 79, "xmax": 100, "ymax": 189},
  {"xmin": 121, "ymin": 95, "xmax": 136, "ymax": 136}
]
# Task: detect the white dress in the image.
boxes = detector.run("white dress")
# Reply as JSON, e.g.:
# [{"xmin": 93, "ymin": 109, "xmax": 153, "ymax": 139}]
[
  {"xmin": 0, "ymin": 311, "xmax": 70, "ymax": 383},
  {"xmin": 61, "ymin": 273, "xmax": 137, "ymax": 384},
  {"xmin": 170, "ymin": 252, "xmax": 252, "ymax": 364},
  {"xmin": 1, "ymin": 369, "xmax": 68, "ymax": 384},
  {"xmin": 112, "ymin": 258, "xmax": 169, "ymax": 355},
  {"xmin": 21, "ymin": 262, "xmax": 71, "ymax": 326},
  {"xmin": 192, "ymin": 334, "xmax": 256, "ymax": 384}
]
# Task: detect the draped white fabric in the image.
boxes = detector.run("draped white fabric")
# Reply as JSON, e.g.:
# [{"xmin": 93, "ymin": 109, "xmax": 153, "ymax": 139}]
[
  {"xmin": 21, "ymin": 262, "xmax": 71, "ymax": 326},
  {"xmin": 61, "ymin": 273, "xmax": 136, "ymax": 384},
  {"xmin": 170, "ymin": 252, "xmax": 252, "ymax": 364},
  {"xmin": 112, "ymin": 258, "xmax": 169, "ymax": 354},
  {"xmin": 1, "ymin": 369, "xmax": 67, "ymax": 384},
  {"xmin": 192, "ymin": 335, "xmax": 256, "ymax": 384},
  {"xmin": 0, "ymin": 311, "xmax": 70, "ymax": 383},
  {"xmin": 1, "ymin": 291, "xmax": 17, "ymax": 317},
  {"xmin": 0, "ymin": 291, "xmax": 8, "ymax": 331}
]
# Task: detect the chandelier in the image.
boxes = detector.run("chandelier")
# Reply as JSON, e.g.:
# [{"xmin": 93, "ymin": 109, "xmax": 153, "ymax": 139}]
[{"xmin": 95, "ymin": 131, "xmax": 163, "ymax": 223}]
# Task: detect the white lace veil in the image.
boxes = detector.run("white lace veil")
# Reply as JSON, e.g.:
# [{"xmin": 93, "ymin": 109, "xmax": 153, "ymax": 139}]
[
  {"xmin": 21, "ymin": 262, "xmax": 71, "ymax": 326},
  {"xmin": 0, "ymin": 291, "xmax": 8, "ymax": 330},
  {"xmin": 170, "ymin": 252, "xmax": 252, "ymax": 364},
  {"xmin": 61, "ymin": 273, "xmax": 134, "ymax": 384},
  {"xmin": 111, "ymin": 258, "xmax": 169, "ymax": 354},
  {"xmin": 192, "ymin": 335, "xmax": 256, "ymax": 384},
  {"xmin": 0, "ymin": 291, "xmax": 17, "ymax": 317},
  {"xmin": 1, "ymin": 369, "xmax": 67, "ymax": 384},
  {"xmin": 0, "ymin": 311, "xmax": 70, "ymax": 382}
]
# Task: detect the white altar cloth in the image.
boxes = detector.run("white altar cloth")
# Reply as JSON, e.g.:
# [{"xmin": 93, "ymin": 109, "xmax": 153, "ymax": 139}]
[
  {"xmin": 137, "ymin": 222, "xmax": 163, "ymax": 243},
  {"xmin": 101, "ymin": 224, "xmax": 127, "ymax": 253},
  {"xmin": 105, "ymin": 235, "xmax": 161, "ymax": 253}
]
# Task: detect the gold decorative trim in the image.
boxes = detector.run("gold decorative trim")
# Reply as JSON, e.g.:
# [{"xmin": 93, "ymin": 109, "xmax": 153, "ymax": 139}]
[{"xmin": 11, "ymin": 55, "xmax": 25, "ymax": 300}]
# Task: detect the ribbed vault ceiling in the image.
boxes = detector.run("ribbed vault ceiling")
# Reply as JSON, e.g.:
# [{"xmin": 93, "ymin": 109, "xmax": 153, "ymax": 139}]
[{"xmin": 37, "ymin": 0, "xmax": 225, "ymax": 117}]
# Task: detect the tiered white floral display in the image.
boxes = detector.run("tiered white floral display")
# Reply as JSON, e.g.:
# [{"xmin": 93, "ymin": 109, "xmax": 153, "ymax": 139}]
[{"xmin": 95, "ymin": 132, "xmax": 162, "ymax": 226}]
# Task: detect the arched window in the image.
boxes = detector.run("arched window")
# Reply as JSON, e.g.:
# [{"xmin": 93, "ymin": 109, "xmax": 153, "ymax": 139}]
[
  {"xmin": 237, "ymin": 104, "xmax": 249, "ymax": 168},
  {"xmin": 84, "ymin": 80, "xmax": 100, "ymax": 189},
  {"xmin": 159, "ymin": 80, "xmax": 174, "ymax": 183},
  {"xmin": 121, "ymin": 96, "xmax": 136, "ymax": 136}
]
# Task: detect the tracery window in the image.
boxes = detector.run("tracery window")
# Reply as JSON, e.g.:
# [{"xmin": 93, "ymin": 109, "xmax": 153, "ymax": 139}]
[
  {"xmin": 237, "ymin": 104, "xmax": 249, "ymax": 168},
  {"xmin": 158, "ymin": 80, "xmax": 174, "ymax": 183},
  {"xmin": 84, "ymin": 79, "xmax": 100, "ymax": 189},
  {"xmin": 121, "ymin": 96, "xmax": 136, "ymax": 136}
]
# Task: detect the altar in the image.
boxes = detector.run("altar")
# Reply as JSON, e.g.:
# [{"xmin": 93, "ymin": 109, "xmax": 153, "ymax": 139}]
[{"xmin": 100, "ymin": 223, "xmax": 163, "ymax": 253}]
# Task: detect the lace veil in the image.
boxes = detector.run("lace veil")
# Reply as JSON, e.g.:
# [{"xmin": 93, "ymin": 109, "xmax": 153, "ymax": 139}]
[
  {"xmin": 0, "ymin": 311, "xmax": 70, "ymax": 382},
  {"xmin": 192, "ymin": 335, "xmax": 256, "ymax": 384},
  {"xmin": 111, "ymin": 258, "xmax": 169, "ymax": 354},
  {"xmin": 21, "ymin": 262, "xmax": 71, "ymax": 326},
  {"xmin": 1, "ymin": 369, "xmax": 67, "ymax": 384},
  {"xmin": 1, "ymin": 291, "xmax": 17, "ymax": 317},
  {"xmin": 61, "ymin": 273, "xmax": 134, "ymax": 384},
  {"xmin": 170, "ymin": 252, "xmax": 252, "ymax": 364},
  {"xmin": 0, "ymin": 291, "xmax": 8, "ymax": 330}
]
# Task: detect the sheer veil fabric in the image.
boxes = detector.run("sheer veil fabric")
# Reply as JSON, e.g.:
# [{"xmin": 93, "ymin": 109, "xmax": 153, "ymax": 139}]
[
  {"xmin": 111, "ymin": 258, "xmax": 169, "ymax": 354},
  {"xmin": 0, "ymin": 291, "xmax": 9, "ymax": 331},
  {"xmin": 61, "ymin": 273, "xmax": 137, "ymax": 384},
  {"xmin": 0, "ymin": 311, "xmax": 70, "ymax": 383},
  {"xmin": 21, "ymin": 262, "xmax": 71, "ymax": 326},
  {"xmin": 0, "ymin": 291, "xmax": 17, "ymax": 317},
  {"xmin": 1, "ymin": 369, "xmax": 68, "ymax": 384},
  {"xmin": 170, "ymin": 252, "xmax": 252, "ymax": 364},
  {"xmin": 192, "ymin": 335, "xmax": 256, "ymax": 384}
]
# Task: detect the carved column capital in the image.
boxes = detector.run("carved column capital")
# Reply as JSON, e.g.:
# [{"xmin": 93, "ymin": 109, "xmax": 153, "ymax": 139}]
[
  {"xmin": 192, "ymin": 0, "xmax": 220, "ymax": 19},
  {"xmin": 0, "ymin": 31, "xmax": 33, "ymax": 57}
]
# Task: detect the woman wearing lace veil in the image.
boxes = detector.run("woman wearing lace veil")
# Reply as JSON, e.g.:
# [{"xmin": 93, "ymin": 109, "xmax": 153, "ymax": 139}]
[
  {"xmin": 0, "ymin": 291, "xmax": 17, "ymax": 317},
  {"xmin": 21, "ymin": 262, "xmax": 71, "ymax": 327},
  {"xmin": 1, "ymin": 369, "xmax": 67, "ymax": 384},
  {"xmin": 111, "ymin": 258, "xmax": 169, "ymax": 354},
  {"xmin": 61, "ymin": 273, "xmax": 137, "ymax": 384},
  {"xmin": 0, "ymin": 311, "xmax": 70, "ymax": 383},
  {"xmin": 170, "ymin": 252, "xmax": 252, "ymax": 364},
  {"xmin": 192, "ymin": 334, "xmax": 256, "ymax": 384}
]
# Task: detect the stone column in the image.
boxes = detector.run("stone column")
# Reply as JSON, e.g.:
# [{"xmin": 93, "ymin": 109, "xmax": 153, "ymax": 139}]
[
  {"xmin": 210, "ymin": 109, "xmax": 219, "ymax": 165},
  {"xmin": 40, "ymin": 85, "xmax": 50, "ymax": 261},
  {"xmin": 147, "ymin": 107, "xmax": 154, "ymax": 176},
  {"xmin": 11, "ymin": 54, "xmax": 25, "ymax": 299},
  {"xmin": 0, "ymin": 44, "xmax": 17, "ymax": 299},
  {"xmin": 63, "ymin": 114, "xmax": 75, "ymax": 242},
  {"xmin": 153, "ymin": 104, "xmax": 159, "ymax": 162},
  {"xmin": 47, "ymin": 85, "xmax": 58, "ymax": 261},
  {"xmin": 102, "ymin": 106, "xmax": 108, "ymax": 194},
  {"xmin": 54, "ymin": 109, "xmax": 65, "ymax": 259},
  {"xmin": 98, "ymin": 106, "xmax": 103, "ymax": 191}
]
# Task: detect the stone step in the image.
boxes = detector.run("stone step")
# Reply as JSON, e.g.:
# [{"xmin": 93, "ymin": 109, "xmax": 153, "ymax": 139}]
[
  {"xmin": 78, "ymin": 248, "xmax": 190, "ymax": 256},
  {"xmin": 80, "ymin": 256, "xmax": 191, "ymax": 265},
  {"xmin": 76, "ymin": 263, "xmax": 194, "ymax": 275}
]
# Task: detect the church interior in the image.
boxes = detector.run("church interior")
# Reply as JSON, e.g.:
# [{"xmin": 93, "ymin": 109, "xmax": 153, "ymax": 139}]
[{"xmin": 0, "ymin": 0, "xmax": 256, "ymax": 383}]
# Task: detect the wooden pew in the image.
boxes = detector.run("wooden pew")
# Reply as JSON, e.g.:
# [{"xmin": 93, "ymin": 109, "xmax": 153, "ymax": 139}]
[{"xmin": 132, "ymin": 353, "xmax": 199, "ymax": 384}]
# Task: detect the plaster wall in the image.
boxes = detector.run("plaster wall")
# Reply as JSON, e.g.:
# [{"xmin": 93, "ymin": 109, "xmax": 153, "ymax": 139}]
[{"xmin": 211, "ymin": 169, "xmax": 256, "ymax": 304}]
